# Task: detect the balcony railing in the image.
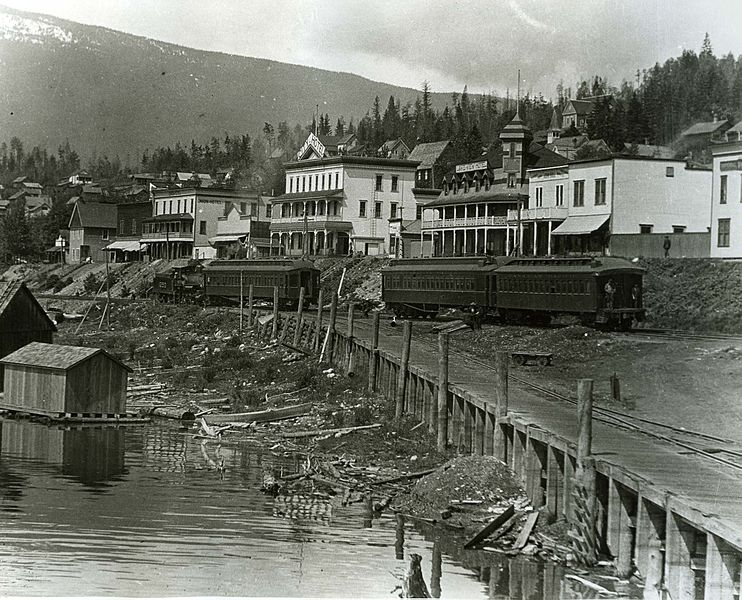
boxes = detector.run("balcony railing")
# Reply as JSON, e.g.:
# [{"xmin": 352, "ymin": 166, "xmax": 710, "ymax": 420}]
[
  {"xmin": 421, "ymin": 215, "xmax": 507, "ymax": 229},
  {"xmin": 140, "ymin": 231, "xmax": 194, "ymax": 242},
  {"xmin": 507, "ymin": 207, "xmax": 569, "ymax": 222},
  {"xmin": 271, "ymin": 215, "xmax": 344, "ymax": 224}
]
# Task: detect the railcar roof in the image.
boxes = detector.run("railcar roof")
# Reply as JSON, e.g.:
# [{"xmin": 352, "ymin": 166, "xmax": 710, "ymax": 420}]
[
  {"xmin": 495, "ymin": 257, "xmax": 644, "ymax": 275},
  {"xmin": 205, "ymin": 259, "xmax": 318, "ymax": 273},
  {"xmin": 382, "ymin": 257, "xmax": 514, "ymax": 273}
]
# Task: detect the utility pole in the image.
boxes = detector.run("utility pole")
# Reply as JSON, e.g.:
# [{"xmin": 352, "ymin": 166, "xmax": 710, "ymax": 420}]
[{"xmin": 302, "ymin": 208, "xmax": 308, "ymax": 259}]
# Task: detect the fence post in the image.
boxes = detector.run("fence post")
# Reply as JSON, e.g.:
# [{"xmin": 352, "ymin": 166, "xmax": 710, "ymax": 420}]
[
  {"xmin": 293, "ymin": 286, "xmax": 305, "ymax": 346},
  {"xmin": 271, "ymin": 286, "xmax": 280, "ymax": 339},
  {"xmin": 346, "ymin": 302, "xmax": 356, "ymax": 375},
  {"xmin": 327, "ymin": 292, "xmax": 338, "ymax": 363},
  {"xmin": 436, "ymin": 332, "xmax": 449, "ymax": 452},
  {"xmin": 314, "ymin": 289, "xmax": 324, "ymax": 351},
  {"xmin": 247, "ymin": 284, "xmax": 254, "ymax": 328},
  {"xmin": 493, "ymin": 351, "xmax": 509, "ymax": 461},
  {"xmin": 571, "ymin": 378, "xmax": 597, "ymax": 567},
  {"xmin": 395, "ymin": 320, "xmax": 412, "ymax": 420},
  {"xmin": 368, "ymin": 312, "xmax": 380, "ymax": 394}
]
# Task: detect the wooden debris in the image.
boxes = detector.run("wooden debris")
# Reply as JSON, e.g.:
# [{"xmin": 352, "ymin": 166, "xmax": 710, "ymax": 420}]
[
  {"xmin": 149, "ymin": 406, "xmax": 196, "ymax": 420},
  {"xmin": 513, "ymin": 511, "xmax": 539, "ymax": 550},
  {"xmin": 205, "ymin": 402, "xmax": 311, "ymax": 424},
  {"xmin": 280, "ymin": 341, "xmax": 312, "ymax": 355},
  {"xmin": 564, "ymin": 574, "xmax": 618, "ymax": 596},
  {"xmin": 463, "ymin": 504, "xmax": 515, "ymax": 549},
  {"xmin": 282, "ymin": 423, "xmax": 382, "ymax": 439},
  {"xmin": 369, "ymin": 467, "xmax": 437, "ymax": 486}
]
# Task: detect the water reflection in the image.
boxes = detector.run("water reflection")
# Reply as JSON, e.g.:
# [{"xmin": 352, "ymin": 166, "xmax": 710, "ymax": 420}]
[{"xmin": 0, "ymin": 420, "xmax": 632, "ymax": 598}]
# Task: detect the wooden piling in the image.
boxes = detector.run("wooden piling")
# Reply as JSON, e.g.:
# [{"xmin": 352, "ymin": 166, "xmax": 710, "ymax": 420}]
[
  {"xmin": 293, "ymin": 287, "xmax": 305, "ymax": 346},
  {"xmin": 314, "ymin": 289, "xmax": 324, "ymax": 351},
  {"xmin": 395, "ymin": 320, "xmax": 412, "ymax": 420},
  {"xmin": 705, "ymin": 533, "xmax": 737, "ymax": 599},
  {"xmin": 367, "ymin": 312, "xmax": 380, "ymax": 394},
  {"xmin": 607, "ymin": 479, "xmax": 634, "ymax": 578},
  {"xmin": 326, "ymin": 292, "xmax": 338, "ymax": 362},
  {"xmin": 664, "ymin": 512, "xmax": 695, "ymax": 600},
  {"xmin": 493, "ymin": 351, "xmax": 509, "ymax": 461},
  {"xmin": 545, "ymin": 446, "xmax": 563, "ymax": 521},
  {"xmin": 571, "ymin": 378, "xmax": 597, "ymax": 567},
  {"xmin": 247, "ymin": 284, "xmax": 254, "ymax": 328},
  {"xmin": 436, "ymin": 332, "xmax": 449, "ymax": 452},
  {"xmin": 271, "ymin": 286, "xmax": 279, "ymax": 339}
]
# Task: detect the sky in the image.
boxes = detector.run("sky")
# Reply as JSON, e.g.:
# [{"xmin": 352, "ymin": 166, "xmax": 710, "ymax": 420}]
[{"xmin": 2, "ymin": 0, "xmax": 742, "ymax": 98}]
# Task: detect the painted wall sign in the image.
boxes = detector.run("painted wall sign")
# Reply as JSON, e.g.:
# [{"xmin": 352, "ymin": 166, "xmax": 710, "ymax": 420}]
[
  {"xmin": 456, "ymin": 160, "xmax": 488, "ymax": 173},
  {"xmin": 297, "ymin": 133, "xmax": 326, "ymax": 160}
]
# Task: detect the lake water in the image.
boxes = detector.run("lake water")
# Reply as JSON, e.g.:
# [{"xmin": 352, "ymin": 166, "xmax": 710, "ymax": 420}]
[{"xmin": 0, "ymin": 419, "xmax": 606, "ymax": 598}]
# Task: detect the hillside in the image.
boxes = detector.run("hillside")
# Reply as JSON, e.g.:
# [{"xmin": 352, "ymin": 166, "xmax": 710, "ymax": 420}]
[{"xmin": 0, "ymin": 6, "xmax": 457, "ymax": 161}]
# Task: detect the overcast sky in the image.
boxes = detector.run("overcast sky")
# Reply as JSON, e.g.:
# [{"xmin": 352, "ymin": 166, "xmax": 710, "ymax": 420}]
[{"xmin": 3, "ymin": 0, "xmax": 741, "ymax": 97}]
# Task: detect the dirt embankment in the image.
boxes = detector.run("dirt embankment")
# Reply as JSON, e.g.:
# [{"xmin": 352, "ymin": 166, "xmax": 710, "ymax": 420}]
[{"xmin": 640, "ymin": 258, "xmax": 742, "ymax": 332}]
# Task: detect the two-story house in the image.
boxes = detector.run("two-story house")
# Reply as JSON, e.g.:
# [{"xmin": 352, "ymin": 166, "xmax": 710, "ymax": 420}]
[
  {"xmin": 68, "ymin": 201, "xmax": 118, "ymax": 263},
  {"xmin": 710, "ymin": 140, "xmax": 742, "ymax": 258},
  {"xmin": 142, "ymin": 188, "xmax": 270, "ymax": 260},
  {"xmin": 210, "ymin": 202, "xmax": 271, "ymax": 258},
  {"xmin": 269, "ymin": 133, "xmax": 418, "ymax": 256}
]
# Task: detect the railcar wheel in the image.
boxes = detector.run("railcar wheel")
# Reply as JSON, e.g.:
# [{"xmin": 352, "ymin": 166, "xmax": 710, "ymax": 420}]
[
  {"xmin": 537, "ymin": 356, "xmax": 550, "ymax": 367},
  {"xmin": 512, "ymin": 354, "xmax": 526, "ymax": 366}
]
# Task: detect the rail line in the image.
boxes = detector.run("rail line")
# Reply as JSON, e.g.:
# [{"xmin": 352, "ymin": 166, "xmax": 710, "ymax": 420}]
[
  {"xmin": 629, "ymin": 327, "xmax": 742, "ymax": 344},
  {"xmin": 333, "ymin": 313, "xmax": 742, "ymax": 473}
]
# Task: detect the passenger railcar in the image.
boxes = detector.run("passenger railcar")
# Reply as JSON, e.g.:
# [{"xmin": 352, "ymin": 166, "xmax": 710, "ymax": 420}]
[
  {"xmin": 381, "ymin": 258, "xmax": 506, "ymax": 317},
  {"xmin": 381, "ymin": 256, "xmax": 645, "ymax": 329},
  {"xmin": 493, "ymin": 257, "xmax": 644, "ymax": 329},
  {"xmin": 203, "ymin": 259, "xmax": 319, "ymax": 308}
]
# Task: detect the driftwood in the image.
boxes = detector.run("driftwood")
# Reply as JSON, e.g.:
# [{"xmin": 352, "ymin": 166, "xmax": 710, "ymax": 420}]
[
  {"xmin": 464, "ymin": 504, "xmax": 516, "ymax": 549},
  {"xmin": 205, "ymin": 402, "xmax": 311, "ymax": 424},
  {"xmin": 282, "ymin": 423, "xmax": 382, "ymax": 439},
  {"xmin": 280, "ymin": 341, "xmax": 312, "ymax": 355},
  {"xmin": 402, "ymin": 553, "xmax": 431, "ymax": 598},
  {"xmin": 564, "ymin": 574, "xmax": 618, "ymax": 596},
  {"xmin": 513, "ymin": 511, "xmax": 539, "ymax": 550},
  {"xmin": 149, "ymin": 406, "xmax": 196, "ymax": 420},
  {"xmin": 369, "ymin": 467, "xmax": 437, "ymax": 486}
]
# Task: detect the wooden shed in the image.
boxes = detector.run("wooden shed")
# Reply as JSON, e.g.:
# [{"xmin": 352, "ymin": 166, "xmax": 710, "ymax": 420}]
[
  {"xmin": 0, "ymin": 342, "xmax": 131, "ymax": 418},
  {"xmin": 0, "ymin": 281, "xmax": 57, "ymax": 387}
]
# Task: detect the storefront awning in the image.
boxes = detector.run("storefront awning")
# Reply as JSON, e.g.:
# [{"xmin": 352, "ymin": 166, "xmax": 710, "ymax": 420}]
[
  {"xmin": 105, "ymin": 240, "xmax": 141, "ymax": 251},
  {"xmin": 551, "ymin": 214, "xmax": 609, "ymax": 236},
  {"xmin": 208, "ymin": 234, "xmax": 246, "ymax": 244}
]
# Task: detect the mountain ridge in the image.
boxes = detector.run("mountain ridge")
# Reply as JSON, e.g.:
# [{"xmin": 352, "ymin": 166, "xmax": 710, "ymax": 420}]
[{"xmin": 0, "ymin": 5, "xmax": 463, "ymax": 162}]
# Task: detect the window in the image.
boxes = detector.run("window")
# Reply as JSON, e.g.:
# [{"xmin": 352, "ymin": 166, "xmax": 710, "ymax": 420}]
[
  {"xmin": 721, "ymin": 175, "xmax": 728, "ymax": 204},
  {"xmin": 507, "ymin": 173, "xmax": 516, "ymax": 188},
  {"xmin": 302, "ymin": 176, "xmax": 306, "ymax": 192},
  {"xmin": 321, "ymin": 173, "xmax": 326, "ymax": 190},
  {"xmin": 672, "ymin": 225, "xmax": 686, "ymax": 233},
  {"xmin": 130, "ymin": 219, "xmax": 136, "ymax": 235},
  {"xmin": 335, "ymin": 172, "xmax": 340, "ymax": 188},
  {"xmin": 251, "ymin": 202, "xmax": 257, "ymax": 216},
  {"xmin": 391, "ymin": 175, "xmax": 398, "ymax": 192},
  {"xmin": 314, "ymin": 174, "xmax": 319, "ymax": 190},
  {"xmin": 199, "ymin": 220, "xmax": 207, "ymax": 235},
  {"xmin": 266, "ymin": 203, "xmax": 272, "ymax": 218},
  {"xmin": 359, "ymin": 201, "xmax": 367, "ymax": 218},
  {"xmin": 666, "ymin": 166, "xmax": 674, "ymax": 177},
  {"xmin": 189, "ymin": 199, "xmax": 194, "ymax": 213},
  {"xmin": 240, "ymin": 202, "xmax": 247, "ymax": 214},
  {"xmin": 718, "ymin": 218, "xmax": 730, "ymax": 247},
  {"xmin": 375, "ymin": 202, "xmax": 382, "ymax": 218},
  {"xmin": 535, "ymin": 186, "xmax": 543, "ymax": 208},
  {"xmin": 102, "ymin": 229, "xmax": 109, "ymax": 240},
  {"xmin": 640, "ymin": 224, "xmax": 653, "ymax": 234},
  {"xmin": 416, "ymin": 205, "xmax": 423, "ymax": 220},
  {"xmin": 375, "ymin": 175, "xmax": 383, "ymax": 192},
  {"xmin": 595, "ymin": 178, "xmax": 607, "ymax": 205},
  {"xmin": 556, "ymin": 184, "xmax": 564, "ymax": 206},
  {"xmin": 509, "ymin": 142, "xmax": 516, "ymax": 158},
  {"xmin": 390, "ymin": 203, "xmax": 398, "ymax": 219},
  {"xmin": 169, "ymin": 200, "xmax": 173, "ymax": 214},
  {"xmin": 573, "ymin": 180, "xmax": 585, "ymax": 207},
  {"xmin": 119, "ymin": 219, "xmax": 125, "ymax": 234}
]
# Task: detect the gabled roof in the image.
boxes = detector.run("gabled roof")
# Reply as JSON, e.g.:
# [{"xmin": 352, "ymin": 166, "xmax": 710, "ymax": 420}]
[
  {"xmin": 727, "ymin": 121, "xmax": 742, "ymax": 136},
  {"xmin": 622, "ymin": 143, "xmax": 674, "ymax": 159},
  {"xmin": 12, "ymin": 176, "xmax": 27, "ymax": 184},
  {"xmin": 23, "ymin": 182, "xmax": 43, "ymax": 189},
  {"xmin": 548, "ymin": 134, "xmax": 589, "ymax": 149},
  {"xmin": 318, "ymin": 134, "xmax": 356, "ymax": 148},
  {"xmin": 1, "ymin": 342, "xmax": 131, "ymax": 372},
  {"xmin": 548, "ymin": 107, "xmax": 562, "ymax": 131},
  {"xmin": 680, "ymin": 120, "xmax": 729, "ymax": 137},
  {"xmin": 563, "ymin": 99, "xmax": 596, "ymax": 116},
  {"xmin": 69, "ymin": 201, "xmax": 117, "ymax": 229},
  {"xmin": 408, "ymin": 140, "xmax": 452, "ymax": 168},
  {"xmin": 0, "ymin": 281, "xmax": 57, "ymax": 332}
]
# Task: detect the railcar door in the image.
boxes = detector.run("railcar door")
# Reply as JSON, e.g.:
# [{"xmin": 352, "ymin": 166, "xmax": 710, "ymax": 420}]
[{"xmin": 300, "ymin": 269, "xmax": 313, "ymax": 298}]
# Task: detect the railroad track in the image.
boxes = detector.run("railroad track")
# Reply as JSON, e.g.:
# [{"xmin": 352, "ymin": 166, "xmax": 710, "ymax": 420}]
[
  {"xmin": 629, "ymin": 327, "xmax": 742, "ymax": 344},
  {"xmin": 332, "ymin": 313, "xmax": 742, "ymax": 473}
]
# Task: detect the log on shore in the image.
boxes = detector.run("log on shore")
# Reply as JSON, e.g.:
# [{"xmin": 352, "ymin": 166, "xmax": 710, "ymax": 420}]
[
  {"xmin": 149, "ymin": 407, "xmax": 197, "ymax": 420},
  {"xmin": 281, "ymin": 423, "xmax": 382, "ymax": 439},
  {"xmin": 205, "ymin": 402, "xmax": 312, "ymax": 424},
  {"xmin": 463, "ymin": 504, "xmax": 516, "ymax": 549}
]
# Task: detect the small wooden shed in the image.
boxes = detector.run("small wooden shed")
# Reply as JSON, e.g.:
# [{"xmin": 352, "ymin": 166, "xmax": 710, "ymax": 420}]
[
  {"xmin": 0, "ymin": 281, "xmax": 57, "ymax": 387},
  {"xmin": 0, "ymin": 342, "xmax": 131, "ymax": 417}
]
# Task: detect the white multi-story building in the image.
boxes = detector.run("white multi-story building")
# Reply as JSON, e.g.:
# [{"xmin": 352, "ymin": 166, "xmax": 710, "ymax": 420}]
[
  {"xmin": 710, "ymin": 140, "xmax": 742, "ymax": 258},
  {"xmin": 269, "ymin": 133, "xmax": 418, "ymax": 256},
  {"xmin": 515, "ymin": 156, "xmax": 712, "ymax": 257}
]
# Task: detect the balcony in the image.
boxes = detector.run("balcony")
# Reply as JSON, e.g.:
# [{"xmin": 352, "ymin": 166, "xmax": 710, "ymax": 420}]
[
  {"xmin": 507, "ymin": 207, "xmax": 569, "ymax": 222},
  {"xmin": 140, "ymin": 231, "xmax": 194, "ymax": 243},
  {"xmin": 421, "ymin": 215, "xmax": 507, "ymax": 229},
  {"xmin": 271, "ymin": 214, "xmax": 344, "ymax": 224}
]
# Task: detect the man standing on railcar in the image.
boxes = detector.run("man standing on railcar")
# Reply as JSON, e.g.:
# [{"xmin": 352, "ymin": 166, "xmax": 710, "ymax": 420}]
[{"xmin": 663, "ymin": 235, "xmax": 671, "ymax": 258}]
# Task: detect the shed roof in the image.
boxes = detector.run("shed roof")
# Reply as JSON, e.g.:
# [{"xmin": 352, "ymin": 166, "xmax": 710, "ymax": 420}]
[
  {"xmin": 0, "ymin": 342, "xmax": 131, "ymax": 372},
  {"xmin": 70, "ymin": 201, "xmax": 117, "ymax": 229},
  {"xmin": 408, "ymin": 141, "xmax": 452, "ymax": 168},
  {"xmin": 0, "ymin": 281, "xmax": 57, "ymax": 332},
  {"xmin": 680, "ymin": 120, "xmax": 729, "ymax": 137}
]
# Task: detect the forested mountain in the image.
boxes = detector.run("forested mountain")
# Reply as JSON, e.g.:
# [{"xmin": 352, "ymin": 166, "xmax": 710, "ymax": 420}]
[{"xmin": 0, "ymin": 5, "xmax": 459, "ymax": 163}]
